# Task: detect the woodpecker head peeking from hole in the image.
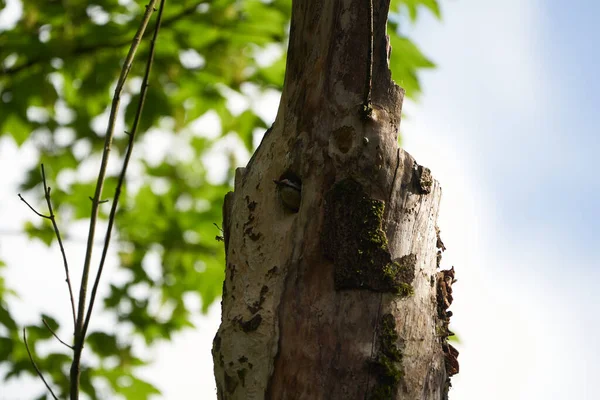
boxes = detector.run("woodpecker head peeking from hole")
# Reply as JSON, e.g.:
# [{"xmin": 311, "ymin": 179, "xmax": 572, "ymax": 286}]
[{"xmin": 273, "ymin": 178, "xmax": 301, "ymax": 212}]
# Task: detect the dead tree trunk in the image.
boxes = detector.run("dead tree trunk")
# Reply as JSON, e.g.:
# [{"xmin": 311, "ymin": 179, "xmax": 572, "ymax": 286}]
[{"xmin": 212, "ymin": 1, "xmax": 457, "ymax": 399}]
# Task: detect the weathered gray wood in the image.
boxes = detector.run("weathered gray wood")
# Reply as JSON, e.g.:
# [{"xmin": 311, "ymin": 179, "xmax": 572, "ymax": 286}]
[{"xmin": 212, "ymin": 1, "xmax": 454, "ymax": 399}]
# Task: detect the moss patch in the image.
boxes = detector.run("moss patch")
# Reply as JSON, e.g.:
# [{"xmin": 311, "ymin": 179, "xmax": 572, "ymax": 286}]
[
  {"xmin": 322, "ymin": 178, "xmax": 416, "ymax": 295},
  {"xmin": 383, "ymin": 254, "xmax": 416, "ymax": 296},
  {"xmin": 369, "ymin": 313, "xmax": 404, "ymax": 399}
]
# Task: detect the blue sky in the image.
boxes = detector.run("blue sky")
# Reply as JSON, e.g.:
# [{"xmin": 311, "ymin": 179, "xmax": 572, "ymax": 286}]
[
  {"xmin": 400, "ymin": 0, "xmax": 599, "ymax": 398},
  {"xmin": 1, "ymin": 0, "xmax": 599, "ymax": 399}
]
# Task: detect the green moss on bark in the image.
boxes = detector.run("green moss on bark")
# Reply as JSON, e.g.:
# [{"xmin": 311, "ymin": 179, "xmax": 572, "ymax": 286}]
[
  {"xmin": 322, "ymin": 178, "xmax": 416, "ymax": 295},
  {"xmin": 369, "ymin": 313, "xmax": 404, "ymax": 399}
]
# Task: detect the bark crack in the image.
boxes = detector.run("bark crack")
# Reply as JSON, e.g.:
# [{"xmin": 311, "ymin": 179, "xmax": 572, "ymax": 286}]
[{"xmin": 362, "ymin": 0, "xmax": 375, "ymax": 120}]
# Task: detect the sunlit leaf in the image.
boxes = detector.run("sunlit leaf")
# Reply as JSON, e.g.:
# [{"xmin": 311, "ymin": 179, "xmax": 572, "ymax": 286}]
[{"xmin": 388, "ymin": 35, "xmax": 435, "ymax": 99}]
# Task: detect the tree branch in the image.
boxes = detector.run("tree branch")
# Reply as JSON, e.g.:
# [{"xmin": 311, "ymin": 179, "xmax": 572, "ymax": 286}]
[
  {"xmin": 82, "ymin": 0, "xmax": 167, "ymax": 342},
  {"xmin": 17, "ymin": 194, "xmax": 51, "ymax": 219},
  {"xmin": 70, "ymin": 2, "xmax": 161, "ymax": 399},
  {"xmin": 18, "ymin": 165, "xmax": 77, "ymax": 331},
  {"xmin": 23, "ymin": 328, "xmax": 60, "ymax": 400},
  {"xmin": 43, "ymin": 318, "xmax": 74, "ymax": 350},
  {"xmin": 40, "ymin": 165, "xmax": 78, "ymax": 332}
]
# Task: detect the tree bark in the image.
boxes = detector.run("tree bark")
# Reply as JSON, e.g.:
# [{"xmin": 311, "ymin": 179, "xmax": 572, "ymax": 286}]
[{"xmin": 212, "ymin": 1, "xmax": 457, "ymax": 399}]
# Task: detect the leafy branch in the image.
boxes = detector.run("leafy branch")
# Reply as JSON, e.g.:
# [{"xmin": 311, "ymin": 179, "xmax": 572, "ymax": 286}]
[{"xmin": 0, "ymin": 1, "xmax": 201, "ymax": 78}]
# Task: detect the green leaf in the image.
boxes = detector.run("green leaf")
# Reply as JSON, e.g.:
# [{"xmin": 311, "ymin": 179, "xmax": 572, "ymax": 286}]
[
  {"xmin": 388, "ymin": 35, "xmax": 435, "ymax": 99},
  {"xmin": 23, "ymin": 220, "xmax": 56, "ymax": 247},
  {"xmin": 40, "ymin": 314, "xmax": 59, "ymax": 330},
  {"xmin": 395, "ymin": 0, "xmax": 441, "ymax": 22},
  {"xmin": 125, "ymin": 84, "xmax": 173, "ymax": 134},
  {"xmin": 2, "ymin": 114, "xmax": 31, "ymax": 146},
  {"xmin": 0, "ymin": 337, "xmax": 14, "ymax": 361},
  {"xmin": 80, "ymin": 367, "xmax": 100, "ymax": 400},
  {"xmin": 24, "ymin": 323, "xmax": 54, "ymax": 341},
  {"xmin": 87, "ymin": 332, "xmax": 120, "ymax": 357},
  {"xmin": 98, "ymin": 368, "xmax": 161, "ymax": 399},
  {"xmin": 0, "ymin": 303, "xmax": 17, "ymax": 331},
  {"xmin": 119, "ymin": 376, "xmax": 162, "ymax": 399},
  {"xmin": 448, "ymin": 331, "xmax": 461, "ymax": 343},
  {"xmin": 43, "ymin": 352, "xmax": 71, "ymax": 372}
]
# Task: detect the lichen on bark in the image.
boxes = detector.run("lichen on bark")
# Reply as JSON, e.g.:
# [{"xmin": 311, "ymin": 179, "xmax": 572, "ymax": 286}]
[{"xmin": 322, "ymin": 178, "xmax": 416, "ymax": 295}]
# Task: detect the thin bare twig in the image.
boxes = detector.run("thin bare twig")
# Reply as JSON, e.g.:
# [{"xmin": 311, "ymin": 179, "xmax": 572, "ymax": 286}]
[
  {"xmin": 88, "ymin": 196, "xmax": 109, "ymax": 204},
  {"xmin": 82, "ymin": 0, "xmax": 168, "ymax": 341},
  {"xmin": 70, "ymin": 2, "xmax": 160, "ymax": 399},
  {"xmin": 18, "ymin": 165, "xmax": 77, "ymax": 330},
  {"xmin": 40, "ymin": 165, "xmax": 78, "ymax": 331},
  {"xmin": 17, "ymin": 194, "xmax": 51, "ymax": 219},
  {"xmin": 43, "ymin": 318, "xmax": 74, "ymax": 350},
  {"xmin": 23, "ymin": 328, "xmax": 60, "ymax": 400}
]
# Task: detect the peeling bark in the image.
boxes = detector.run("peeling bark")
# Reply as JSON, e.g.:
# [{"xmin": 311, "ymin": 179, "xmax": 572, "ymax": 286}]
[{"xmin": 212, "ymin": 1, "xmax": 455, "ymax": 399}]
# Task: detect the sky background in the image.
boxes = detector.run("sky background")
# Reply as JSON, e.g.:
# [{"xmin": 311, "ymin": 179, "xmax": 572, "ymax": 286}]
[{"xmin": 1, "ymin": 0, "xmax": 599, "ymax": 399}]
